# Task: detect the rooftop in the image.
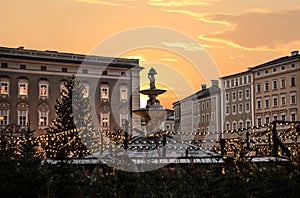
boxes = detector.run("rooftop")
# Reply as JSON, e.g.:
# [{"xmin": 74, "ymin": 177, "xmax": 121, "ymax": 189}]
[{"xmin": 0, "ymin": 46, "xmax": 140, "ymax": 68}]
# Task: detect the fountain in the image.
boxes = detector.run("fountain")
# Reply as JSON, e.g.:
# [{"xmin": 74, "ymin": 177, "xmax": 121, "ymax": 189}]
[{"xmin": 133, "ymin": 68, "xmax": 173, "ymax": 134}]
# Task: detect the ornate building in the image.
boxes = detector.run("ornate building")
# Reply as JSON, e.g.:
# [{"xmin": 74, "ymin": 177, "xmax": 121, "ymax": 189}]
[{"xmin": 0, "ymin": 46, "xmax": 143, "ymax": 135}]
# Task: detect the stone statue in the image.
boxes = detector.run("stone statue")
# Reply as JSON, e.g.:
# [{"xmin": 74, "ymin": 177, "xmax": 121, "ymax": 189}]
[{"xmin": 148, "ymin": 67, "xmax": 157, "ymax": 89}]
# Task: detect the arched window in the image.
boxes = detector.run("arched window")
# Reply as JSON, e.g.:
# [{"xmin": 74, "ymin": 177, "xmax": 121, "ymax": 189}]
[
  {"xmin": 0, "ymin": 102, "xmax": 10, "ymax": 126},
  {"xmin": 17, "ymin": 103, "xmax": 29, "ymax": 126},
  {"xmin": 38, "ymin": 103, "xmax": 49, "ymax": 128}
]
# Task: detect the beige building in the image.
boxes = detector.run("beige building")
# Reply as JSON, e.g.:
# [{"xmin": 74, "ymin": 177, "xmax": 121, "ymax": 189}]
[
  {"xmin": 251, "ymin": 51, "xmax": 300, "ymax": 126},
  {"xmin": 0, "ymin": 46, "xmax": 142, "ymax": 136}
]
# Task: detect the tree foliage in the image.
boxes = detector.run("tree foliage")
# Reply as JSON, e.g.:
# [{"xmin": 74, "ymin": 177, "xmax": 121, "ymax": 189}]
[{"xmin": 45, "ymin": 76, "xmax": 98, "ymax": 159}]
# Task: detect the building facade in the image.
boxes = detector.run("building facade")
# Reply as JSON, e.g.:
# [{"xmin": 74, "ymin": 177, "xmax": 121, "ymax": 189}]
[
  {"xmin": 173, "ymin": 80, "xmax": 221, "ymax": 143},
  {"xmin": 220, "ymin": 70, "xmax": 254, "ymax": 134},
  {"xmin": 251, "ymin": 51, "xmax": 300, "ymax": 126},
  {"xmin": 0, "ymin": 46, "xmax": 142, "ymax": 136}
]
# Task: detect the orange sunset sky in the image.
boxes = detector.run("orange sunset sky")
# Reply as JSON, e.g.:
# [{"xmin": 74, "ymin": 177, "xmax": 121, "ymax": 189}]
[{"xmin": 1, "ymin": 0, "xmax": 300, "ymax": 108}]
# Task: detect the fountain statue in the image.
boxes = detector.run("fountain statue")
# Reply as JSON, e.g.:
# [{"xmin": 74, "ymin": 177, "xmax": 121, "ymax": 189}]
[{"xmin": 133, "ymin": 68, "xmax": 173, "ymax": 134}]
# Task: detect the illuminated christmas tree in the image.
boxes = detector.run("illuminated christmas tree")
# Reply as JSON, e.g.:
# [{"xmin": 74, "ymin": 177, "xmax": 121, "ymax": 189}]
[{"xmin": 45, "ymin": 76, "xmax": 98, "ymax": 159}]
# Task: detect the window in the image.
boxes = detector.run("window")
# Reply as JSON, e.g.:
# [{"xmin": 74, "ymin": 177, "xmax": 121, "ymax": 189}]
[
  {"xmin": 245, "ymin": 89, "xmax": 250, "ymax": 98},
  {"xmin": 211, "ymin": 99, "xmax": 215, "ymax": 108},
  {"xmin": 202, "ymin": 102, "xmax": 205, "ymax": 110},
  {"xmin": 20, "ymin": 64, "xmax": 26, "ymax": 69},
  {"xmin": 246, "ymin": 121, "xmax": 251, "ymax": 128},
  {"xmin": 256, "ymin": 83, "xmax": 261, "ymax": 93},
  {"xmin": 226, "ymin": 80, "xmax": 229, "ymax": 88},
  {"xmin": 248, "ymin": 75, "xmax": 252, "ymax": 83},
  {"xmin": 265, "ymin": 70, "xmax": 268, "ymax": 74},
  {"xmin": 206, "ymin": 101, "xmax": 210, "ymax": 109},
  {"xmin": 121, "ymin": 72, "xmax": 126, "ymax": 76},
  {"xmin": 39, "ymin": 81, "xmax": 48, "ymax": 98},
  {"xmin": 211, "ymin": 112, "xmax": 215, "ymax": 122},
  {"xmin": 245, "ymin": 102, "xmax": 250, "ymax": 112},
  {"xmin": 239, "ymin": 121, "xmax": 243, "ymax": 129},
  {"xmin": 225, "ymin": 93, "xmax": 229, "ymax": 102},
  {"xmin": 231, "ymin": 80, "xmax": 234, "ymax": 87},
  {"xmin": 238, "ymin": 90, "xmax": 243, "ymax": 100},
  {"xmin": 41, "ymin": 66, "xmax": 47, "ymax": 71},
  {"xmin": 272, "ymin": 80, "xmax": 278, "ymax": 90},
  {"xmin": 239, "ymin": 77, "xmax": 242, "ymax": 85},
  {"xmin": 290, "ymin": 92, "xmax": 296, "ymax": 105},
  {"xmin": 238, "ymin": 103, "xmax": 243, "ymax": 113},
  {"xmin": 257, "ymin": 71, "xmax": 260, "ymax": 76},
  {"xmin": 264, "ymin": 82, "xmax": 269, "ymax": 91},
  {"xmin": 265, "ymin": 116, "xmax": 270, "ymax": 124},
  {"xmin": 273, "ymin": 114, "xmax": 278, "ymax": 121},
  {"xmin": 257, "ymin": 116, "xmax": 262, "ymax": 126},
  {"xmin": 120, "ymin": 86, "xmax": 128, "ymax": 101},
  {"xmin": 235, "ymin": 78, "xmax": 238, "ymax": 86},
  {"xmin": 202, "ymin": 114, "xmax": 205, "ymax": 123},
  {"xmin": 62, "ymin": 67, "xmax": 68, "ymax": 72},
  {"xmin": 1, "ymin": 63, "xmax": 8, "ymax": 68},
  {"xmin": 206, "ymin": 114, "xmax": 210, "ymax": 123},
  {"xmin": 38, "ymin": 103, "xmax": 49, "ymax": 127},
  {"xmin": 256, "ymin": 98, "xmax": 261, "ymax": 109},
  {"xmin": 18, "ymin": 110, "xmax": 28, "ymax": 126},
  {"xmin": 82, "ymin": 69, "xmax": 88, "ymax": 74},
  {"xmin": 101, "ymin": 113, "xmax": 109, "ymax": 127},
  {"xmin": 0, "ymin": 81, "xmax": 9, "ymax": 95},
  {"xmin": 225, "ymin": 105, "xmax": 229, "ymax": 115},
  {"xmin": 281, "ymin": 78, "xmax": 286, "ymax": 88},
  {"xmin": 232, "ymin": 91, "xmax": 236, "ymax": 101},
  {"xmin": 280, "ymin": 94, "xmax": 286, "ymax": 106},
  {"xmin": 264, "ymin": 97, "xmax": 270, "ymax": 108},
  {"xmin": 60, "ymin": 81, "xmax": 67, "ymax": 93},
  {"xmin": 290, "ymin": 76, "xmax": 296, "ymax": 87},
  {"xmin": 102, "ymin": 71, "xmax": 108, "ymax": 75},
  {"xmin": 291, "ymin": 63, "xmax": 296, "ymax": 69},
  {"xmin": 120, "ymin": 112, "xmax": 128, "ymax": 127},
  {"xmin": 273, "ymin": 68, "xmax": 277, "ymax": 73},
  {"xmin": 281, "ymin": 113, "xmax": 286, "ymax": 122},
  {"xmin": 226, "ymin": 122, "xmax": 230, "ymax": 131},
  {"xmin": 39, "ymin": 111, "xmax": 48, "ymax": 126},
  {"xmin": 290, "ymin": 111, "xmax": 296, "ymax": 122},
  {"xmin": 0, "ymin": 110, "xmax": 8, "ymax": 125},
  {"xmin": 281, "ymin": 66, "xmax": 285, "ymax": 71},
  {"xmin": 101, "ymin": 84, "xmax": 109, "ymax": 100},
  {"xmin": 232, "ymin": 122, "xmax": 237, "ymax": 130},
  {"xmin": 244, "ymin": 76, "xmax": 247, "ymax": 84},
  {"xmin": 82, "ymin": 83, "xmax": 89, "ymax": 98},
  {"xmin": 18, "ymin": 80, "xmax": 28, "ymax": 97},
  {"xmin": 273, "ymin": 95, "xmax": 278, "ymax": 107},
  {"xmin": 232, "ymin": 104, "xmax": 236, "ymax": 114}
]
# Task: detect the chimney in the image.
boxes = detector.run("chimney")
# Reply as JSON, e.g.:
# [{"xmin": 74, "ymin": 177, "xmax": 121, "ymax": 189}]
[
  {"xmin": 291, "ymin": 51, "xmax": 299, "ymax": 56},
  {"xmin": 201, "ymin": 84, "xmax": 206, "ymax": 90},
  {"xmin": 211, "ymin": 80, "xmax": 219, "ymax": 87}
]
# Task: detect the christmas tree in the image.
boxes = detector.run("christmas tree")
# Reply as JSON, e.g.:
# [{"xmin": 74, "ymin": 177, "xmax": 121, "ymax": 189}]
[{"xmin": 45, "ymin": 76, "xmax": 98, "ymax": 159}]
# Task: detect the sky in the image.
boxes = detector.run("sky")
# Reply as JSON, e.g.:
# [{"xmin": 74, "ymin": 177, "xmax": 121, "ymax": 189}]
[{"xmin": 1, "ymin": 0, "xmax": 300, "ymax": 108}]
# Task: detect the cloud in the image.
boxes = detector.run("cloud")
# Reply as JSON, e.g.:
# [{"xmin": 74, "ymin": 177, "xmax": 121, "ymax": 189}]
[
  {"xmin": 74, "ymin": 0, "xmax": 137, "ymax": 8},
  {"xmin": 162, "ymin": 42, "xmax": 205, "ymax": 51},
  {"xmin": 200, "ymin": 10, "xmax": 300, "ymax": 50},
  {"xmin": 160, "ymin": 57, "xmax": 177, "ymax": 62},
  {"xmin": 148, "ymin": 0, "xmax": 219, "ymax": 7},
  {"xmin": 165, "ymin": 9, "xmax": 232, "ymax": 26},
  {"xmin": 74, "ymin": 0, "xmax": 121, "ymax": 6}
]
